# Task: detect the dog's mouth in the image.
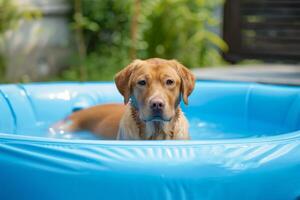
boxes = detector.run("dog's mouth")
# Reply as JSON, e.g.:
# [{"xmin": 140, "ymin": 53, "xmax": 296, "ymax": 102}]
[{"xmin": 142, "ymin": 114, "xmax": 172, "ymax": 123}]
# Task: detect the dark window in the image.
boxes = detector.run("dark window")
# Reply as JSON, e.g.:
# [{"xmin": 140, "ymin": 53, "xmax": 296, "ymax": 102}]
[{"xmin": 223, "ymin": 0, "xmax": 300, "ymax": 63}]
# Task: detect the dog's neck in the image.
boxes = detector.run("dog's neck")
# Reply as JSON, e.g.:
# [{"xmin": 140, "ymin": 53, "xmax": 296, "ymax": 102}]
[{"xmin": 130, "ymin": 105, "xmax": 180, "ymax": 140}]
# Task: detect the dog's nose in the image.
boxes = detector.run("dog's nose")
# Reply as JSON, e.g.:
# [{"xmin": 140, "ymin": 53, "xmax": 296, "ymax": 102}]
[{"xmin": 150, "ymin": 98, "xmax": 165, "ymax": 111}]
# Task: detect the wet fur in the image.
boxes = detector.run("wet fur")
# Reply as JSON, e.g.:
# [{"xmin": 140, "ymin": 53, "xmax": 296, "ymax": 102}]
[{"xmin": 53, "ymin": 58, "xmax": 195, "ymax": 140}]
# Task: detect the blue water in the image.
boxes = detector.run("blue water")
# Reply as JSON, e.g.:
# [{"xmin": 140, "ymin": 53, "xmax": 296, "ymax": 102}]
[
  {"xmin": 187, "ymin": 115, "xmax": 282, "ymax": 140},
  {"xmin": 7, "ymin": 112, "xmax": 290, "ymax": 140},
  {"xmin": 1, "ymin": 81, "xmax": 299, "ymax": 140}
]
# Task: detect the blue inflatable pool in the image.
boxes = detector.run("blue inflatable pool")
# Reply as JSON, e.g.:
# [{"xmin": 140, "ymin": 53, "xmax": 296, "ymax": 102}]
[{"xmin": 1, "ymin": 81, "xmax": 300, "ymax": 200}]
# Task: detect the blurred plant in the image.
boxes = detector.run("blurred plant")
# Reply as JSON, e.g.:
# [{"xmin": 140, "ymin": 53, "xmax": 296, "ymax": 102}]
[
  {"xmin": 0, "ymin": 0, "xmax": 20, "ymax": 36},
  {"xmin": 59, "ymin": 0, "xmax": 132, "ymax": 81},
  {"xmin": 0, "ymin": 0, "xmax": 41, "ymax": 81},
  {"xmin": 137, "ymin": 0, "xmax": 228, "ymax": 67},
  {"xmin": 0, "ymin": 0, "xmax": 20, "ymax": 78},
  {"xmin": 0, "ymin": 0, "xmax": 42, "ymax": 37},
  {"xmin": 58, "ymin": 0, "xmax": 226, "ymax": 81},
  {"xmin": 72, "ymin": 0, "xmax": 88, "ymax": 81},
  {"xmin": 130, "ymin": 0, "xmax": 140, "ymax": 60}
]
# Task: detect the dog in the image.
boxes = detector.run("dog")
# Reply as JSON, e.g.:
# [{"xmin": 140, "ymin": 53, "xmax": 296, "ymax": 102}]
[{"xmin": 53, "ymin": 58, "xmax": 195, "ymax": 140}]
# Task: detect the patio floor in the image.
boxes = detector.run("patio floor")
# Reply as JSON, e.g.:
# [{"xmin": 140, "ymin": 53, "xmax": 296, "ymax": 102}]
[{"xmin": 193, "ymin": 64, "xmax": 300, "ymax": 86}]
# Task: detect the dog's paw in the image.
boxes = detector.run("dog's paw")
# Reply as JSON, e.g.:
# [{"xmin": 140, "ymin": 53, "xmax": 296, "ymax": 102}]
[{"xmin": 48, "ymin": 119, "xmax": 75, "ymax": 139}]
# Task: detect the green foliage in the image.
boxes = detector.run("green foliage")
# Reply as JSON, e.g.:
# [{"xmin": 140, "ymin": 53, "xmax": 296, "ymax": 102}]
[
  {"xmin": 0, "ymin": 0, "xmax": 42, "ymax": 81},
  {"xmin": 0, "ymin": 0, "xmax": 42, "ymax": 38},
  {"xmin": 0, "ymin": 0, "xmax": 20, "ymax": 80},
  {"xmin": 56, "ymin": 0, "xmax": 132, "ymax": 81},
  {"xmin": 0, "ymin": 54, "xmax": 4, "ymax": 79},
  {"xmin": 61, "ymin": 49, "xmax": 130, "ymax": 81},
  {"xmin": 57, "ymin": 0, "xmax": 227, "ymax": 81},
  {"xmin": 0, "ymin": 0, "xmax": 20, "ymax": 36},
  {"xmin": 138, "ymin": 0, "xmax": 227, "ymax": 67},
  {"xmin": 79, "ymin": 0, "xmax": 132, "ymax": 52}
]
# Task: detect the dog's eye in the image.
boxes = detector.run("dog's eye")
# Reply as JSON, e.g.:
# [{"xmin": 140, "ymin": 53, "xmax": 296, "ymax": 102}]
[
  {"xmin": 166, "ymin": 79, "xmax": 174, "ymax": 85},
  {"xmin": 137, "ymin": 80, "xmax": 146, "ymax": 86}
]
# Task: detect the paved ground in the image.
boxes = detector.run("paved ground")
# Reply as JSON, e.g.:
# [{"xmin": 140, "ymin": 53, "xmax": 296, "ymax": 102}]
[{"xmin": 193, "ymin": 64, "xmax": 300, "ymax": 86}]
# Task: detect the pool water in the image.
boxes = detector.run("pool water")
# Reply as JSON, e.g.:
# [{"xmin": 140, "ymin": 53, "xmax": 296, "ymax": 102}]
[
  {"xmin": 9, "ymin": 111, "xmax": 291, "ymax": 140},
  {"xmin": 187, "ymin": 114, "xmax": 285, "ymax": 140},
  {"xmin": 1, "ymin": 81, "xmax": 300, "ymax": 140}
]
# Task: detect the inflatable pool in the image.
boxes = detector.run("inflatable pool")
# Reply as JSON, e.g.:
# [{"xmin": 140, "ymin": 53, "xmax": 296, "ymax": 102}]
[{"xmin": 1, "ymin": 81, "xmax": 300, "ymax": 200}]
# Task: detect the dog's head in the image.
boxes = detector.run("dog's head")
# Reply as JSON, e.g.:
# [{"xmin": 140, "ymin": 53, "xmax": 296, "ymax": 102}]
[{"xmin": 115, "ymin": 58, "xmax": 195, "ymax": 122}]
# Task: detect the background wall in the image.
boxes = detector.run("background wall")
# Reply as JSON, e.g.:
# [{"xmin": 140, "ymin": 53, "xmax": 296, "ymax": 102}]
[{"xmin": 1, "ymin": 0, "xmax": 72, "ymax": 82}]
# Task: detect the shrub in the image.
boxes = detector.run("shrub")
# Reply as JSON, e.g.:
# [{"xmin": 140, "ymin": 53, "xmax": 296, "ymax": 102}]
[
  {"xmin": 57, "ymin": 0, "xmax": 227, "ymax": 81},
  {"xmin": 0, "ymin": 0, "xmax": 20, "ymax": 80},
  {"xmin": 139, "ymin": 0, "xmax": 227, "ymax": 67},
  {"xmin": 58, "ymin": 0, "xmax": 132, "ymax": 81},
  {"xmin": 0, "ymin": 0, "xmax": 41, "ymax": 82}
]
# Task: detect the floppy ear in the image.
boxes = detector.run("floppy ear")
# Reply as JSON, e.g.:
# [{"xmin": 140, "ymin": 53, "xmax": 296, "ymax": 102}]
[
  {"xmin": 172, "ymin": 60, "xmax": 195, "ymax": 105},
  {"xmin": 114, "ymin": 59, "xmax": 142, "ymax": 104}
]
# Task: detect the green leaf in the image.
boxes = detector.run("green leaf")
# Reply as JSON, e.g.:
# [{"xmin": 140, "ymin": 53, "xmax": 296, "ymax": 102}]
[{"xmin": 204, "ymin": 30, "xmax": 228, "ymax": 51}]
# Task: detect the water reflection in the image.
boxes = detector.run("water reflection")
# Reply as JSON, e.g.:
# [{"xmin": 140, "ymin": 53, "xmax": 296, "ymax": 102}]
[{"xmin": 3, "ymin": 114, "xmax": 297, "ymax": 140}]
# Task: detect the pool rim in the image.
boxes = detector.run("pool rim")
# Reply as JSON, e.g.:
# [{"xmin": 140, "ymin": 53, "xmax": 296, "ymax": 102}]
[
  {"xmin": 1, "ymin": 80, "xmax": 300, "ymax": 147},
  {"xmin": 1, "ymin": 129, "xmax": 300, "ymax": 146}
]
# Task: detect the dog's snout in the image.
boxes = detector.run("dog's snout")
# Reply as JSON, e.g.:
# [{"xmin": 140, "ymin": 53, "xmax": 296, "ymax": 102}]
[{"xmin": 150, "ymin": 98, "xmax": 165, "ymax": 111}]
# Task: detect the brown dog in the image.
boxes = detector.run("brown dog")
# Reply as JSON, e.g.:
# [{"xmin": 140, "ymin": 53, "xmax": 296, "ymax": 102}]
[{"xmin": 53, "ymin": 58, "xmax": 195, "ymax": 140}]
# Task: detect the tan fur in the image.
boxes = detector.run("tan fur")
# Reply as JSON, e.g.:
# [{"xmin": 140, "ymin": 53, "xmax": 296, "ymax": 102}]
[
  {"xmin": 117, "ymin": 106, "xmax": 189, "ymax": 140},
  {"xmin": 53, "ymin": 58, "xmax": 195, "ymax": 140}
]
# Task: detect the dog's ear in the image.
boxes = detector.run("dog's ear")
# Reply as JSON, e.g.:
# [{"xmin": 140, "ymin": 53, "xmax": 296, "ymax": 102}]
[
  {"xmin": 172, "ymin": 60, "xmax": 195, "ymax": 105},
  {"xmin": 114, "ymin": 59, "xmax": 142, "ymax": 104}
]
